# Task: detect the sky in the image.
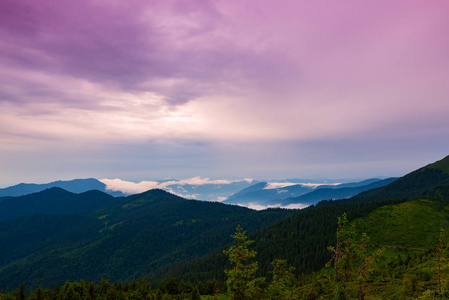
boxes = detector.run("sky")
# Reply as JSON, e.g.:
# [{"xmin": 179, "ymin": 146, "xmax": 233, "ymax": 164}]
[{"xmin": 1, "ymin": 0, "xmax": 448, "ymax": 187}]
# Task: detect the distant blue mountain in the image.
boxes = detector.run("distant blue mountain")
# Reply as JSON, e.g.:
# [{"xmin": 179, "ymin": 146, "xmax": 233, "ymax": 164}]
[
  {"xmin": 335, "ymin": 178, "xmax": 385, "ymax": 188},
  {"xmin": 277, "ymin": 177, "xmax": 398, "ymax": 206},
  {"xmin": 223, "ymin": 178, "xmax": 397, "ymax": 206},
  {"xmin": 223, "ymin": 182, "xmax": 334, "ymax": 205},
  {"xmin": 0, "ymin": 178, "xmax": 125, "ymax": 197},
  {"xmin": 162, "ymin": 180, "xmax": 255, "ymax": 201}
]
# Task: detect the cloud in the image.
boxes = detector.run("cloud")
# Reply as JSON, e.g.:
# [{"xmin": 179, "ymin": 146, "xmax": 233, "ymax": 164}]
[
  {"xmin": 242, "ymin": 203, "xmax": 310, "ymax": 211},
  {"xmin": 100, "ymin": 177, "xmax": 253, "ymax": 195},
  {"xmin": 1, "ymin": 0, "xmax": 448, "ymax": 146},
  {"xmin": 100, "ymin": 178, "xmax": 161, "ymax": 195},
  {"xmin": 165, "ymin": 189, "xmax": 200, "ymax": 200},
  {"xmin": 215, "ymin": 196, "xmax": 228, "ymax": 202},
  {"xmin": 1, "ymin": 0, "xmax": 448, "ymax": 184},
  {"xmin": 263, "ymin": 182, "xmax": 338, "ymax": 190},
  {"xmin": 263, "ymin": 183, "xmax": 298, "ymax": 190},
  {"xmin": 282, "ymin": 203, "xmax": 310, "ymax": 210}
]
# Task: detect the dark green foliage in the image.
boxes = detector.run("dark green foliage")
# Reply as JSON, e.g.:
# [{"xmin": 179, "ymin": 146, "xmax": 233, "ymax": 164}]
[
  {"xmin": 0, "ymin": 189, "xmax": 293, "ymax": 290},
  {"xmin": 347, "ymin": 159, "xmax": 449, "ymax": 203},
  {"xmin": 334, "ymin": 282, "xmax": 347, "ymax": 300},
  {"xmin": 428, "ymin": 155, "xmax": 449, "ymax": 174},
  {"xmin": 160, "ymin": 197, "xmax": 408, "ymax": 284},
  {"xmin": 0, "ymin": 188, "xmax": 120, "ymax": 222},
  {"xmin": 328, "ymin": 213, "xmax": 356, "ymax": 284},
  {"xmin": 190, "ymin": 287, "xmax": 201, "ymax": 300},
  {"xmin": 0, "ymin": 214, "xmax": 103, "ymax": 266},
  {"xmin": 5, "ymin": 198, "xmax": 449, "ymax": 299},
  {"xmin": 18, "ymin": 283, "xmax": 26, "ymax": 300},
  {"xmin": 2, "ymin": 155, "xmax": 449, "ymax": 298},
  {"xmin": 165, "ymin": 157, "xmax": 449, "ymax": 285},
  {"xmin": 223, "ymin": 225, "xmax": 262, "ymax": 299},
  {"xmin": 164, "ymin": 277, "xmax": 178, "ymax": 295},
  {"xmin": 265, "ymin": 259, "xmax": 295, "ymax": 299}
]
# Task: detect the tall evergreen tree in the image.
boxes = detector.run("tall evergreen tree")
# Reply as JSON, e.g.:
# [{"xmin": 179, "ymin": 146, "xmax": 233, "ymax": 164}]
[
  {"xmin": 266, "ymin": 259, "xmax": 295, "ymax": 299},
  {"xmin": 190, "ymin": 286, "xmax": 200, "ymax": 300},
  {"xmin": 355, "ymin": 233, "xmax": 382, "ymax": 300},
  {"xmin": 223, "ymin": 225, "xmax": 262, "ymax": 300},
  {"xmin": 328, "ymin": 213, "xmax": 355, "ymax": 284},
  {"xmin": 18, "ymin": 283, "xmax": 26, "ymax": 300},
  {"xmin": 437, "ymin": 227, "xmax": 445, "ymax": 296}
]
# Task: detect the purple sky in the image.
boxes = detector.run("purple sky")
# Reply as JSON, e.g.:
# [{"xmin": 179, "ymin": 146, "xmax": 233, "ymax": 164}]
[{"xmin": 1, "ymin": 0, "xmax": 448, "ymax": 186}]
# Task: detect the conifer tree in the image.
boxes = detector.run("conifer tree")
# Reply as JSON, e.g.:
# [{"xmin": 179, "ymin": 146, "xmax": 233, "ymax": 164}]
[
  {"xmin": 437, "ymin": 227, "xmax": 445, "ymax": 296},
  {"xmin": 356, "ymin": 233, "xmax": 382, "ymax": 300},
  {"xmin": 18, "ymin": 283, "xmax": 26, "ymax": 300},
  {"xmin": 53, "ymin": 283, "xmax": 61, "ymax": 298},
  {"xmin": 223, "ymin": 225, "xmax": 262, "ymax": 300},
  {"xmin": 190, "ymin": 286, "xmax": 200, "ymax": 300},
  {"xmin": 266, "ymin": 259, "xmax": 295, "ymax": 299},
  {"xmin": 328, "ymin": 213, "xmax": 355, "ymax": 284}
]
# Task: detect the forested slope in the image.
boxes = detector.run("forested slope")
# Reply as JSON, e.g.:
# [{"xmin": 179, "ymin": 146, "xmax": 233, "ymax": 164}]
[
  {"xmin": 0, "ymin": 189, "xmax": 294, "ymax": 289},
  {"xmin": 0, "ymin": 188, "xmax": 120, "ymax": 222},
  {"xmin": 158, "ymin": 156, "xmax": 449, "ymax": 283}
]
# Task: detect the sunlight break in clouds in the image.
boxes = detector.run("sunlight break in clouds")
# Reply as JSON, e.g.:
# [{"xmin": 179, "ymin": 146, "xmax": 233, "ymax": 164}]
[{"xmin": 100, "ymin": 177, "xmax": 253, "ymax": 195}]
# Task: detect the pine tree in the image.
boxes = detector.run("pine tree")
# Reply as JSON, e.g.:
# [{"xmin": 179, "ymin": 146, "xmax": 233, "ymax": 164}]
[
  {"xmin": 190, "ymin": 287, "xmax": 200, "ymax": 300},
  {"xmin": 165, "ymin": 276, "xmax": 179, "ymax": 295},
  {"xmin": 223, "ymin": 225, "xmax": 262, "ymax": 300},
  {"xmin": 18, "ymin": 283, "xmax": 26, "ymax": 300},
  {"xmin": 266, "ymin": 259, "xmax": 295, "ymax": 299},
  {"xmin": 437, "ymin": 227, "xmax": 445, "ymax": 296},
  {"xmin": 328, "ymin": 213, "xmax": 355, "ymax": 284},
  {"xmin": 355, "ymin": 233, "xmax": 382, "ymax": 300}
]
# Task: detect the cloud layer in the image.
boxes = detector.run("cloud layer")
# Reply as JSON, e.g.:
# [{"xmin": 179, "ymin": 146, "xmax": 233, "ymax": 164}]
[
  {"xmin": 100, "ymin": 177, "xmax": 252, "ymax": 195},
  {"xmin": 1, "ymin": 0, "xmax": 448, "ymax": 185}
]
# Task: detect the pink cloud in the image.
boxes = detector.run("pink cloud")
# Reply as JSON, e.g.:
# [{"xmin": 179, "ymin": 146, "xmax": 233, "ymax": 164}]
[{"xmin": 0, "ymin": 0, "xmax": 448, "ymax": 184}]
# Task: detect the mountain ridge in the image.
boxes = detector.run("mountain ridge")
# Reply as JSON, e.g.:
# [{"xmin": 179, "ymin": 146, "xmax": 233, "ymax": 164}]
[
  {"xmin": 157, "ymin": 155, "xmax": 449, "ymax": 283},
  {"xmin": 0, "ymin": 189, "xmax": 294, "ymax": 289},
  {"xmin": 2, "ymin": 155, "xmax": 449, "ymax": 291},
  {"xmin": 278, "ymin": 177, "xmax": 398, "ymax": 205},
  {"xmin": 0, "ymin": 187, "xmax": 121, "ymax": 222},
  {"xmin": 223, "ymin": 178, "xmax": 395, "ymax": 206},
  {"xmin": 0, "ymin": 178, "xmax": 125, "ymax": 198}
]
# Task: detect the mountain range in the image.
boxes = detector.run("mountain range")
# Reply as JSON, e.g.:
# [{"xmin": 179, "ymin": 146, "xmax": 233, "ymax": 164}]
[
  {"xmin": 159, "ymin": 155, "xmax": 449, "ymax": 284},
  {"xmin": 0, "ymin": 178, "xmax": 125, "ymax": 198},
  {"xmin": 1, "ymin": 154, "xmax": 449, "ymax": 294},
  {"xmin": 222, "ymin": 177, "xmax": 397, "ymax": 206},
  {"xmin": 0, "ymin": 188, "xmax": 120, "ymax": 222},
  {"xmin": 0, "ymin": 189, "xmax": 294, "ymax": 289},
  {"xmin": 1, "ymin": 176, "xmax": 397, "ymax": 208},
  {"xmin": 0, "ymin": 178, "xmax": 254, "ymax": 202}
]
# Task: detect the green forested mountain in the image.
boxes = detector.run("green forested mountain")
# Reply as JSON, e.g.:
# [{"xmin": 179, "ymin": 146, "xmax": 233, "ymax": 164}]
[
  {"xmin": 0, "ymin": 189, "xmax": 293, "ymax": 290},
  {"xmin": 159, "ymin": 156, "xmax": 449, "ymax": 284},
  {"xmin": 0, "ymin": 187, "xmax": 121, "ymax": 222},
  {"xmin": 2, "ymin": 155, "xmax": 449, "ymax": 299},
  {"xmin": 345, "ymin": 155, "xmax": 449, "ymax": 203}
]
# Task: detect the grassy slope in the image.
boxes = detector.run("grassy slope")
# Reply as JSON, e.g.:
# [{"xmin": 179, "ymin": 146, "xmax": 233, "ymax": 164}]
[
  {"xmin": 161, "ymin": 156, "xmax": 449, "ymax": 285},
  {"xmin": 297, "ymin": 198, "xmax": 449, "ymax": 299},
  {"xmin": 355, "ymin": 200, "xmax": 449, "ymax": 249}
]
